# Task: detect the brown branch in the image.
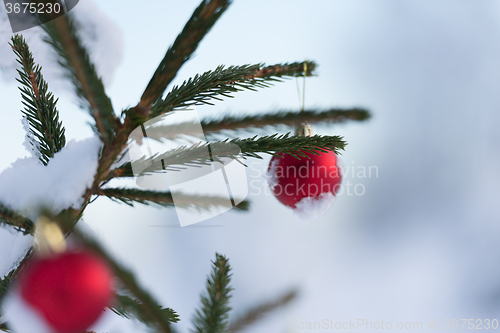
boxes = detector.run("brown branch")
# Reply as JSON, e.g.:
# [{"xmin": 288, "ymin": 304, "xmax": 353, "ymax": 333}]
[
  {"xmin": 69, "ymin": 228, "xmax": 173, "ymax": 333},
  {"xmin": 43, "ymin": 16, "xmax": 119, "ymax": 143},
  {"xmin": 201, "ymin": 108, "xmax": 370, "ymax": 134},
  {"xmin": 58, "ymin": 19, "xmax": 114, "ymax": 134},
  {"xmin": 238, "ymin": 62, "xmax": 315, "ymax": 83},
  {"xmin": 137, "ymin": 0, "xmax": 231, "ymax": 117},
  {"xmin": 27, "ymin": 72, "xmax": 40, "ymax": 99},
  {"xmin": 53, "ymin": 19, "xmax": 107, "ymax": 134},
  {"xmin": 95, "ymin": 187, "xmax": 250, "ymax": 211},
  {"xmin": 0, "ymin": 204, "xmax": 35, "ymax": 235},
  {"xmin": 228, "ymin": 289, "xmax": 298, "ymax": 333}
]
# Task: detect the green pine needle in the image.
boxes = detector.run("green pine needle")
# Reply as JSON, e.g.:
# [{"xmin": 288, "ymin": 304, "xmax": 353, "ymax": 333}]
[
  {"xmin": 201, "ymin": 108, "xmax": 370, "ymax": 134},
  {"xmin": 67, "ymin": 227, "xmax": 173, "ymax": 333},
  {"xmin": 138, "ymin": 0, "xmax": 232, "ymax": 111},
  {"xmin": 110, "ymin": 295, "xmax": 180, "ymax": 326},
  {"xmin": 0, "ymin": 203, "xmax": 35, "ymax": 235},
  {"xmin": 10, "ymin": 34, "xmax": 66, "ymax": 165},
  {"xmin": 193, "ymin": 253, "xmax": 233, "ymax": 333},
  {"xmin": 228, "ymin": 289, "xmax": 298, "ymax": 333},
  {"xmin": 149, "ymin": 61, "xmax": 316, "ymax": 118},
  {"xmin": 98, "ymin": 188, "xmax": 250, "ymax": 212},
  {"xmin": 109, "ymin": 133, "xmax": 345, "ymax": 181}
]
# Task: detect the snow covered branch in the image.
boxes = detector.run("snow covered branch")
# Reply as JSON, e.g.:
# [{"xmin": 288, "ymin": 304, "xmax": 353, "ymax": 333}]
[{"xmin": 0, "ymin": 204, "xmax": 35, "ymax": 235}]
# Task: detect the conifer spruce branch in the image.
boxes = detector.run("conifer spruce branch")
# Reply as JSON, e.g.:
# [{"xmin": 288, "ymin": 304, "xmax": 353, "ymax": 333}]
[
  {"xmin": 146, "ymin": 107, "xmax": 368, "ymax": 137},
  {"xmin": 10, "ymin": 249, "xmax": 34, "ymax": 282},
  {"xmin": 234, "ymin": 133, "xmax": 347, "ymax": 158},
  {"xmin": 0, "ymin": 270, "xmax": 14, "ymax": 307},
  {"xmin": 10, "ymin": 34, "xmax": 66, "ymax": 165},
  {"xmin": 193, "ymin": 253, "xmax": 232, "ymax": 333},
  {"xmin": 69, "ymin": 227, "xmax": 173, "ymax": 333},
  {"xmin": 106, "ymin": 133, "xmax": 346, "ymax": 181},
  {"xmin": 110, "ymin": 295, "xmax": 180, "ymax": 326},
  {"xmin": 227, "ymin": 289, "xmax": 298, "ymax": 333},
  {"xmin": 0, "ymin": 203, "xmax": 35, "ymax": 235},
  {"xmin": 38, "ymin": 12, "xmax": 127, "ymax": 220},
  {"xmin": 97, "ymin": 188, "xmax": 176, "ymax": 207},
  {"xmin": 201, "ymin": 108, "xmax": 370, "ymax": 134},
  {"xmin": 135, "ymin": 0, "xmax": 231, "ymax": 118},
  {"xmin": 41, "ymin": 15, "xmax": 118, "ymax": 142},
  {"xmin": 146, "ymin": 133, "xmax": 342, "ymax": 170},
  {"xmin": 105, "ymin": 162, "xmax": 135, "ymax": 180},
  {"xmin": 96, "ymin": 188, "xmax": 249, "ymax": 211},
  {"xmin": 149, "ymin": 61, "xmax": 316, "ymax": 117}
]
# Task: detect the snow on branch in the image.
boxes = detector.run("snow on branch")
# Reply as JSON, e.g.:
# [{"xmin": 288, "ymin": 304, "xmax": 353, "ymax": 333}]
[{"xmin": 0, "ymin": 136, "xmax": 101, "ymax": 220}]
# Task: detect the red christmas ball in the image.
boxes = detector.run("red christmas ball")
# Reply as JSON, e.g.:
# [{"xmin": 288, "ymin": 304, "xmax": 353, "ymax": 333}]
[
  {"xmin": 19, "ymin": 250, "xmax": 114, "ymax": 333},
  {"xmin": 268, "ymin": 150, "xmax": 342, "ymax": 211}
]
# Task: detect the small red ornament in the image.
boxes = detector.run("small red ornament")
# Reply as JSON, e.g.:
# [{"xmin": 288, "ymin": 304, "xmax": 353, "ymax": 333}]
[
  {"xmin": 268, "ymin": 150, "xmax": 342, "ymax": 212},
  {"xmin": 19, "ymin": 250, "xmax": 114, "ymax": 333}
]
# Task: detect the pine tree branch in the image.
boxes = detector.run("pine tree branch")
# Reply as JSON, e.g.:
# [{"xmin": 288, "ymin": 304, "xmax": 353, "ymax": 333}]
[
  {"xmin": 234, "ymin": 133, "xmax": 347, "ymax": 158},
  {"xmin": 227, "ymin": 289, "xmax": 298, "ymax": 333},
  {"xmin": 110, "ymin": 294, "xmax": 180, "ymax": 327},
  {"xmin": 69, "ymin": 227, "xmax": 173, "ymax": 333},
  {"xmin": 0, "ymin": 203, "xmax": 35, "ymax": 235},
  {"xmin": 135, "ymin": 0, "xmax": 232, "ymax": 118},
  {"xmin": 10, "ymin": 34, "xmax": 66, "ymax": 165},
  {"xmin": 97, "ymin": 188, "xmax": 176, "ymax": 207},
  {"xmin": 41, "ymin": 14, "xmax": 118, "ymax": 143},
  {"xmin": 94, "ymin": 0, "xmax": 234, "ymax": 188},
  {"xmin": 193, "ymin": 253, "xmax": 232, "ymax": 333},
  {"xmin": 201, "ymin": 108, "xmax": 370, "ymax": 134},
  {"xmin": 106, "ymin": 162, "xmax": 135, "ymax": 180},
  {"xmin": 145, "ymin": 107, "xmax": 368, "ymax": 138},
  {"xmin": 148, "ymin": 133, "xmax": 346, "ymax": 166},
  {"xmin": 96, "ymin": 188, "xmax": 250, "ymax": 211},
  {"xmin": 107, "ymin": 133, "xmax": 346, "ymax": 181},
  {"xmin": 149, "ymin": 61, "xmax": 316, "ymax": 118},
  {"xmin": 0, "ymin": 270, "xmax": 14, "ymax": 307}
]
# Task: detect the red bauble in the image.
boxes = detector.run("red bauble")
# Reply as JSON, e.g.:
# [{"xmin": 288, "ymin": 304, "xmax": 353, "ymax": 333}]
[
  {"xmin": 268, "ymin": 150, "xmax": 342, "ymax": 210},
  {"xmin": 19, "ymin": 250, "xmax": 114, "ymax": 333}
]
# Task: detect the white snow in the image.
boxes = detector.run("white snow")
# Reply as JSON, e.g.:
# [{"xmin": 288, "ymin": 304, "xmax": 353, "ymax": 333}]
[
  {"xmin": 0, "ymin": 227, "xmax": 33, "ymax": 278},
  {"xmin": 1, "ymin": 290, "xmax": 52, "ymax": 333},
  {"xmin": 0, "ymin": 135, "xmax": 102, "ymax": 219},
  {"xmin": 293, "ymin": 192, "xmax": 336, "ymax": 220},
  {"xmin": 265, "ymin": 158, "xmax": 280, "ymax": 189},
  {"xmin": 336, "ymin": 155, "xmax": 345, "ymax": 178}
]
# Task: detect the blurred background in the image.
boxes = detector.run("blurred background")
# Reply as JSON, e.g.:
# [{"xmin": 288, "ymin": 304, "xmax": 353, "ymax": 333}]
[{"xmin": 1, "ymin": 0, "xmax": 500, "ymax": 332}]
